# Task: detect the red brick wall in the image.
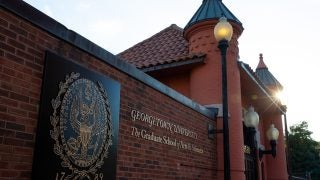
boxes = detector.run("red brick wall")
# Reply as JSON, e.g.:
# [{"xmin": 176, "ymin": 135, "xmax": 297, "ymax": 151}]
[
  {"xmin": 0, "ymin": 6, "xmax": 216, "ymax": 180},
  {"xmin": 154, "ymin": 71, "xmax": 191, "ymax": 97}
]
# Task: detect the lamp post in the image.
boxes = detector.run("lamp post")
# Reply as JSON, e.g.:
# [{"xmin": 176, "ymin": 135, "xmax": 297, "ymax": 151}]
[
  {"xmin": 214, "ymin": 17, "xmax": 233, "ymax": 180},
  {"xmin": 242, "ymin": 106, "xmax": 280, "ymax": 160},
  {"xmin": 259, "ymin": 124, "xmax": 279, "ymax": 159}
]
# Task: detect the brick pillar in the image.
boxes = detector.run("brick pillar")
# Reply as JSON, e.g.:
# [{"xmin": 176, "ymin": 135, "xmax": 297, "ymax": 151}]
[{"xmin": 184, "ymin": 20, "xmax": 245, "ymax": 180}]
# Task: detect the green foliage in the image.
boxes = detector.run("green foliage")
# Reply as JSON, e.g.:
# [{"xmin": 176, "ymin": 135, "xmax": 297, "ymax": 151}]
[{"xmin": 288, "ymin": 121, "xmax": 320, "ymax": 179}]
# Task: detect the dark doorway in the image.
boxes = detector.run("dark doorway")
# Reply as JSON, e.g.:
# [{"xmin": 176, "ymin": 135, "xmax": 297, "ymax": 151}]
[
  {"xmin": 261, "ymin": 162, "xmax": 265, "ymax": 180},
  {"xmin": 243, "ymin": 123, "xmax": 258, "ymax": 180},
  {"xmin": 245, "ymin": 153, "xmax": 257, "ymax": 180}
]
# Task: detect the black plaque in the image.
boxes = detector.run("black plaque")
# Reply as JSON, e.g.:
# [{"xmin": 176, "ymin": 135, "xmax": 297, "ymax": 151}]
[{"xmin": 32, "ymin": 51, "xmax": 120, "ymax": 180}]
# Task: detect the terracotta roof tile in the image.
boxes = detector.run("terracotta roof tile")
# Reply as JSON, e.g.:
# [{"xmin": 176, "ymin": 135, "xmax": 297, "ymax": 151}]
[{"xmin": 118, "ymin": 24, "xmax": 189, "ymax": 68}]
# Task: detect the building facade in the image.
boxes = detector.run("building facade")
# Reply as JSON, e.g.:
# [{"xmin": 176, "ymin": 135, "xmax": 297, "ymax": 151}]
[
  {"xmin": 119, "ymin": 0, "xmax": 288, "ymax": 179},
  {"xmin": 0, "ymin": 0, "xmax": 288, "ymax": 179}
]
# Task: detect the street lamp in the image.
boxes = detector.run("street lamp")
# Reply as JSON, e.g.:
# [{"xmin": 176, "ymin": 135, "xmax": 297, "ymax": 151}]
[
  {"xmin": 214, "ymin": 16, "xmax": 233, "ymax": 180},
  {"xmin": 244, "ymin": 106, "xmax": 260, "ymax": 129},
  {"xmin": 244, "ymin": 106, "xmax": 260, "ymax": 147},
  {"xmin": 259, "ymin": 124, "xmax": 279, "ymax": 159},
  {"xmin": 243, "ymin": 106, "xmax": 280, "ymax": 160}
]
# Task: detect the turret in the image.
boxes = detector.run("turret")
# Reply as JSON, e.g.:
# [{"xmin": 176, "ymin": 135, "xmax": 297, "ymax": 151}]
[
  {"xmin": 183, "ymin": 0, "xmax": 243, "ymax": 104},
  {"xmin": 183, "ymin": 0, "xmax": 245, "ymax": 179},
  {"xmin": 256, "ymin": 53, "xmax": 283, "ymax": 96}
]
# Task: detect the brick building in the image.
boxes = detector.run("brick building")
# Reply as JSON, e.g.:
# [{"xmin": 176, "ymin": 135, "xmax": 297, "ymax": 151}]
[{"xmin": 0, "ymin": 0, "xmax": 288, "ymax": 179}]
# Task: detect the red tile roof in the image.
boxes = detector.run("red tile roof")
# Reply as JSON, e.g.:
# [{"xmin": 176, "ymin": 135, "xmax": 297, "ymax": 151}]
[{"xmin": 118, "ymin": 24, "xmax": 190, "ymax": 69}]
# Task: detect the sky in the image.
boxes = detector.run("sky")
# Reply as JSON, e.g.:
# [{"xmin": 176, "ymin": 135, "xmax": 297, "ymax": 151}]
[{"xmin": 23, "ymin": 0, "xmax": 320, "ymax": 141}]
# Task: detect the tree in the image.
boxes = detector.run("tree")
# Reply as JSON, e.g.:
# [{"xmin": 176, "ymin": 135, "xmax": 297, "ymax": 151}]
[{"xmin": 288, "ymin": 121, "xmax": 320, "ymax": 179}]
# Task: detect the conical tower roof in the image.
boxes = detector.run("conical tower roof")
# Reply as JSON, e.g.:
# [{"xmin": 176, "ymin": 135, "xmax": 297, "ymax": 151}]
[
  {"xmin": 255, "ymin": 54, "xmax": 283, "ymax": 90},
  {"xmin": 184, "ymin": 0, "xmax": 242, "ymax": 30}
]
